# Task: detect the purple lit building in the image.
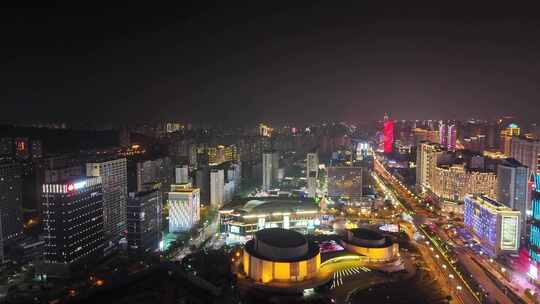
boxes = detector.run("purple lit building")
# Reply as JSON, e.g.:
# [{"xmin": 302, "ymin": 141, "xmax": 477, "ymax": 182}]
[{"xmin": 463, "ymin": 194, "xmax": 520, "ymax": 255}]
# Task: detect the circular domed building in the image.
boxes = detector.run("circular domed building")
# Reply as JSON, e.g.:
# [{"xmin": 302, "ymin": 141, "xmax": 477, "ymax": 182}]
[
  {"xmin": 243, "ymin": 228, "xmax": 321, "ymax": 284},
  {"xmin": 340, "ymin": 228, "xmax": 398, "ymax": 262}
]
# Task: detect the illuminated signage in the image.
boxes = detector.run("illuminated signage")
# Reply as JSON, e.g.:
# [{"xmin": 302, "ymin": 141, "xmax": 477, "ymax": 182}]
[
  {"xmin": 501, "ymin": 215, "xmax": 519, "ymax": 251},
  {"xmin": 230, "ymin": 226, "xmax": 240, "ymax": 234},
  {"xmin": 535, "ymin": 174, "xmax": 540, "ymax": 193},
  {"xmin": 529, "ymin": 264, "xmax": 538, "ymax": 280}
]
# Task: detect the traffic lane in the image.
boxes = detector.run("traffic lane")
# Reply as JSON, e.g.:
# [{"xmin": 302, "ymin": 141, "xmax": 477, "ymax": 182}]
[{"xmin": 455, "ymin": 248, "xmax": 514, "ymax": 304}]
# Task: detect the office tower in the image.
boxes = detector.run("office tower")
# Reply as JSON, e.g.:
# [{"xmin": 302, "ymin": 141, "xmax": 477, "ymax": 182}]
[
  {"xmin": 128, "ymin": 157, "xmax": 173, "ymax": 193},
  {"xmin": 497, "ymin": 159, "xmax": 529, "ymax": 236},
  {"xmin": 168, "ymin": 183, "xmax": 200, "ymax": 232},
  {"xmin": 126, "ymin": 189, "xmax": 162, "ymax": 253},
  {"xmin": 0, "ymin": 160, "xmax": 23, "ymax": 244},
  {"xmin": 439, "ymin": 122, "xmax": 448, "ymax": 147},
  {"xmin": 175, "ymin": 165, "xmax": 189, "ymax": 184},
  {"xmin": 30, "ymin": 139, "xmax": 43, "ymax": 160},
  {"xmin": 118, "ymin": 126, "xmax": 130, "ymax": 147},
  {"xmin": 530, "ymin": 174, "xmax": 540, "ymax": 265},
  {"xmin": 447, "ymin": 124, "xmax": 457, "ymax": 151},
  {"xmin": 416, "ymin": 142, "xmax": 443, "ymax": 193},
  {"xmin": 510, "ymin": 137, "xmax": 540, "ymax": 175},
  {"xmin": 86, "ymin": 158, "xmax": 128, "ymax": 249},
  {"xmin": 262, "ymin": 150, "xmax": 279, "ymax": 191},
  {"xmin": 195, "ymin": 167, "xmax": 210, "ymax": 204},
  {"xmin": 383, "ymin": 114, "xmax": 394, "ymax": 154},
  {"xmin": 210, "ymin": 169, "xmax": 224, "ymax": 208},
  {"xmin": 464, "ymin": 194, "xmax": 520, "ymax": 255},
  {"xmin": 42, "ymin": 177, "xmax": 104, "ymax": 269},
  {"xmin": 500, "ymin": 123, "xmax": 521, "ymax": 156},
  {"xmin": 306, "ymin": 152, "xmax": 319, "ymax": 198}
]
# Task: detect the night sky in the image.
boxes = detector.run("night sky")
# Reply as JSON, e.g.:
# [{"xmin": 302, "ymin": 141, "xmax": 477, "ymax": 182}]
[{"xmin": 2, "ymin": 3, "xmax": 540, "ymax": 125}]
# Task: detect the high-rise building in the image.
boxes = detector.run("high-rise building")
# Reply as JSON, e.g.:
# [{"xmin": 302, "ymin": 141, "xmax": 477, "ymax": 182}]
[
  {"xmin": 530, "ymin": 174, "xmax": 540, "ymax": 264},
  {"xmin": 86, "ymin": 158, "xmax": 127, "ymax": 250},
  {"xmin": 447, "ymin": 124, "xmax": 457, "ymax": 151},
  {"xmin": 497, "ymin": 159, "xmax": 529, "ymax": 236},
  {"xmin": 126, "ymin": 189, "xmax": 162, "ymax": 253},
  {"xmin": 416, "ymin": 142, "xmax": 443, "ymax": 193},
  {"xmin": 42, "ymin": 177, "xmax": 104, "ymax": 270},
  {"xmin": 383, "ymin": 114, "xmax": 394, "ymax": 154},
  {"xmin": 0, "ymin": 160, "xmax": 23, "ymax": 244},
  {"xmin": 439, "ymin": 122, "xmax": 448, "ymax": 147},
  {"xmin": 195, "ymin": 167, "xmax": 210, "ymax": 205},
  {"xmin": 306, "ymin": 152, "xmax": 319, "ymax": 198},
  {"xmin": 128, "ymin": 157, "xmax": 173, "ymax": 193},
  {"xmin": 168, "ymin": 183, "xmax": 200, "ymax": 232},
  {"xmin": 262, "ymin": 151, "xmax": 279, "ymax": 191},
  {"xmin": 210, "ymin": 169, "xmax": 224, "ymax": 208},
  {"xmin": 431, "ymin": 163, "xmax": 497, "ymax": 202},
  {"xmin": 175, "ymin": 165, "xmax": 189, "ymax": 184},
  {"xmin": 510, "ymin": 137, "xmax": 540, "ymax": 175},
  {"xmin": 463, "ymin": 194, "xmax": 520, "ymax": 255},
  {"xmin": 14, "ymin": 137, "xmax": 30, "ymax": 160}
]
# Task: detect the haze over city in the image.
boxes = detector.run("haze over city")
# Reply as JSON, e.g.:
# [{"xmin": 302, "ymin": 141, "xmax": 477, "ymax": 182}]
[{"xmin": 1, "ymin": 3, "xmax": 540, "ymax": 304}]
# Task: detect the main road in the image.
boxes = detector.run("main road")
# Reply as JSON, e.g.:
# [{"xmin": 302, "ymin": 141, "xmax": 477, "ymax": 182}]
[{"xmin": 373, "ymin": 156, "xmax": 480, "ymax": 304}]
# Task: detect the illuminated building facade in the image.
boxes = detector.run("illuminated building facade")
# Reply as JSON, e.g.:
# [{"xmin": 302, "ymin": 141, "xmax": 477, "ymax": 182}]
[
  {"xmin": 262, "ymin": 151, "xmax": 279, "ymax": 191},
  {"xmin": 463, "ymin": 195, "xmax": 520, "ymax": 255},
  {"xmin": 496, "ymin": 159, "xmax": 529, "ymax": 235},
  {"xmin": 431, "ymin": 163, "xmax": 497, "ymax": 202},
  {"xmin": 510, "ymin": 137, "xmax": 540, "ymax": 175},
  {"xmin": 530, "ymin": 174, "xmax": 540, "ymax": 264},
  {"xmin": 86, "ymin": 158, "xmax": 128, "ymax": 249},
  {"xmin": 383, "ymin": 114, "xmax": 394, "ymax": 154},
  {"xmin": 500, "ymin": 123, "xmax": 521, "ymax": 156},
  {"xmin": 42, "ymin": 177, "xmax": 104, "ymax": 266},
  {"xmin": 306, "ymin": 152, "xmax": 318, "ymax": 198},
  {"xmin": 415, "ymin": 142, "xmax": 443, "ymax": 193},
  {"xmin": 219, "ymin": 199, "xmax": 319, "ymax": 238},
  {"xmin": 210, "ymin": 169, "xmax": 224, "ymax": 207},
  {"xmin": 168, "ymin": 183, "xmax": 200, "ymax": 232},
  {"xmin": 242, "ymin": 228, "xmax": 320, "ymax": 284},
  {"xmin": 340, "ymin": 228, "xmax": 399, "ymax": 262},
  {"xmin": 126, "ymin": 189, "xmax": 162, "ymax": 253},
  {"xmin": 0, "ymin": 160, "xmax": 23, "ymax": 243}
]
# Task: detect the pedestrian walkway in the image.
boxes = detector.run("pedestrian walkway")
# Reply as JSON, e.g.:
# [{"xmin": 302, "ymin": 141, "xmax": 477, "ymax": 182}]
[{"xmin": 330, "ymin": 266, "xmax": 371, "ymax": 289}]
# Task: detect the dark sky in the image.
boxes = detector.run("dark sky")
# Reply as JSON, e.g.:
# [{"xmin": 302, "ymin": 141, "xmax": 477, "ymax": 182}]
[{"xmin": 2, "ymin": 3, "xmax": 540, "ymax": 125}]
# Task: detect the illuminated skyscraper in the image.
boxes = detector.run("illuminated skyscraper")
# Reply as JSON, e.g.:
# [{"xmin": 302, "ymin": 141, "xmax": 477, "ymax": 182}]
[
  {"xmin": 42, "ymin": 177, "xmax": 104, "ymax": 269},
  {"xmin": 447, "ymin": 124, "xmax": 457, "ymax": 151},
  {"xmin": 86, "ymin": 157, "xmax": 128, "ymax": 251},
  {"xmin": 175, "ymin": 165, "xmax": 189, "ymax": 184},
  {"xmin": 127, "ymin": 189, "xmax": 162, "ymax": 253},
  {"xmin": 439, "ymin": 122, "xmax": 448, "ymax": 147},
  {"xmin": 415, "ymin": 142, "xmax": 443, "ymax": 193},
  {"xmin": 0, "ymin": 160, "xmax": 23, "ymax": 244},
  {"xmin": 262, "ymin": 151, "xmax": 279, "ymax": 191},
  {"xmin": 383, "ymin": 114, "xmax": 394, "ymax": 154},
  {"xmin": 530, "ymin": 174, "xmax": 540, "ymax": 265},
  {"xmin": 306, "ymin": 152, "xmax": 319, "ymax": 198},
  {"xmin": 210, "ymin": 169, "xmax": 224, "ymax": 207},
  {"xmin": 497, "ymin": 159, "xmax": 529, "ymax": 236}
]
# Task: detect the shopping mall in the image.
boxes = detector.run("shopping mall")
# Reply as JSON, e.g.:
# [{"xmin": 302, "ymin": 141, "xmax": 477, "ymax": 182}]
[{"xmin": 219, "ymin": 198, "xmax": 319, "ymax": 242}]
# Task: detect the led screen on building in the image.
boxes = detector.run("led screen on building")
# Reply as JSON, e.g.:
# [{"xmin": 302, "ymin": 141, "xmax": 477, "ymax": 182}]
[{"xmin": 501, "ymin": 215, "xmax": 519, "ymax": 251}]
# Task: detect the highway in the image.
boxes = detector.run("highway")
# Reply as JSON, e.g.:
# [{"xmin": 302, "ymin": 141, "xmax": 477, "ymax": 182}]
[{"xmin": 374, "ymin": 156, "xmax": 481, "ymax": 304}]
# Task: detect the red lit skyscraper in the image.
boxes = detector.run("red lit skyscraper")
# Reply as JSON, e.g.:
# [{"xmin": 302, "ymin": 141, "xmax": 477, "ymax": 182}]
[{"xmin": 383, "ymin": 114, "xmax": 394, "ymax": 154}]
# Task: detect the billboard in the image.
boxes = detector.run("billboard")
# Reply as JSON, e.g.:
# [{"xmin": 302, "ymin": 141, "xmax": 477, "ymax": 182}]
[{"xmin": 501, "ymin": 215, "xmax": 519, "ymax": 251}]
